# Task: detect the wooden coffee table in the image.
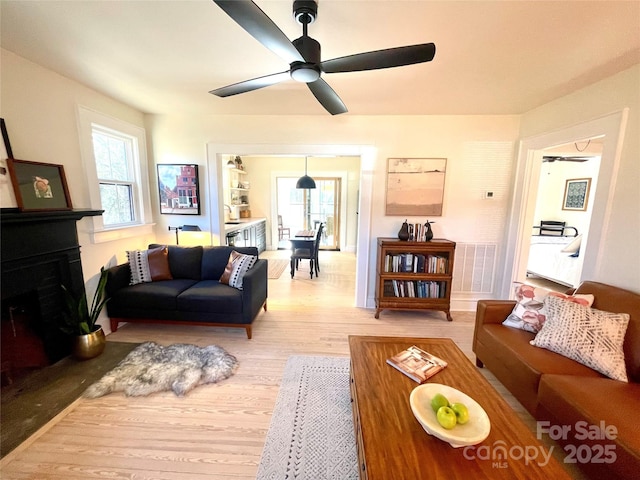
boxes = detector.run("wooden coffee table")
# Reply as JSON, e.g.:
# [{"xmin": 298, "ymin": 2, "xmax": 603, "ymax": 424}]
[{"xmin": 349, "ymin": 336, "xmax": 571, "ymax": 479}]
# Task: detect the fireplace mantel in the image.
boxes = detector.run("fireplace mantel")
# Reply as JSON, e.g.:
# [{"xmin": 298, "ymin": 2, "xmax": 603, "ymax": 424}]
[{"xmin": 1, "ymin": 208, "xmax": 103, "ymax": 363}]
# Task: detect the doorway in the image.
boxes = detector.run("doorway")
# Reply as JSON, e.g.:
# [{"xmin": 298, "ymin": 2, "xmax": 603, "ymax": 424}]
[
  {"xmin": 500, "ymin": 109, "xmax": 628, "ymax": 298},
  {"xmin": 276, "ymin": 176, "xmax": 341, "ymax": 250},
  {"xmin": 524, "ymin": 140, "xmax": 602, "ymax": 289}
]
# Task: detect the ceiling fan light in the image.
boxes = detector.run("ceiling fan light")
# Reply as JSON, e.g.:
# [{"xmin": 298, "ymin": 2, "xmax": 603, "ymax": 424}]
[
  {"xmin": 296, "ymin": 175, "xmax": 316, "ymax": 189},
  {"xmin": 291, "ymin": 64, "xmax": 320, "ymax": 83}
]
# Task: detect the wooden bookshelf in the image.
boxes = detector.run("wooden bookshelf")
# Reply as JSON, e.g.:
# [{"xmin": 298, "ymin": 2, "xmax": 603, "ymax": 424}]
[{"xmin": 375, "ymin": 237, "xmax": 456, "ymax": 321}]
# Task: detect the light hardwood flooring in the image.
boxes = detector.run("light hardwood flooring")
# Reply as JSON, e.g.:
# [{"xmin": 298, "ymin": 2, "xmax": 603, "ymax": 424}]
[{"xmin": 0, "ymin": 250, "xmax": 582, "ymax": 479}]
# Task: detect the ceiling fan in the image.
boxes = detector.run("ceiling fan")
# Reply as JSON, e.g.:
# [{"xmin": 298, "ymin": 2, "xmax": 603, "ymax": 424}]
[
  {"xmin": 209, "ymin": 0, "xmax": 436, "ymax": 115},
  {"xmin": 542, "ymin": 156, "xmax": 592, "ymax": 163}
]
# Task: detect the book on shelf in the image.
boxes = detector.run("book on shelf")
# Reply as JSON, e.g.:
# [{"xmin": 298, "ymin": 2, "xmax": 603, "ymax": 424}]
[
  {"xmin": 386, "ymin": 345, "xmax": 448, "ymax": 383},
  {"xmin": 383, "ymin": 253, "xmax": 448, "ymax": 274}
]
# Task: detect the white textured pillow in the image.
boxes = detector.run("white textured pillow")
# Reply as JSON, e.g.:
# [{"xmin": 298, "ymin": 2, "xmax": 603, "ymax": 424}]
[
  {"xmin": 503, "ymin": 282, "xmax": 594, "ymax": 333},
  {"xmin": 531, "ymin": 295, "xmax": 630, "ymax": 382},
  {"xmin": 127, "ymin": 246, "xmax": 172, "ymax": 285},
  {"xmin": 219, "ymin": 251, "xmax": 257, "ymax": 290},
  {"xmin": 128, "ymin": 249, "xmax": 152, "ymax": 285},
  {"xmin": 561, "ymin": 234, "xmax": 582, "ymax": 254}
]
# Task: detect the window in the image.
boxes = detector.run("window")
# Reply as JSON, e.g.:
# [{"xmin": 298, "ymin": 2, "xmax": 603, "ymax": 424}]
[
  {"xmin": 77, "ymin": 106, "xmax": 153, "ymax": 242},
  {"xmin": 93, "ymin": 127, "xmax": 136, "ymax": 226}
]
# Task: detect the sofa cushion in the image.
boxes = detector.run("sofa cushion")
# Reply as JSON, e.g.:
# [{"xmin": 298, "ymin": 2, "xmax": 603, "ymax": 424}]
[
  {"xmin": 201, "ymin": 246, "xmax": 259, "ymax": 280},
  {"xmin": 531, "ymin": 295, "xmax": 630, "ymax": 382},
  {"xmin": 110, "ymin": 279, "xmax": 198, "ymax": 311},
  {"xmin": 176, "ymin": 280, "xmax": 243, "ymax": 313},
  {"xmin": 574, "ymin": 281, "xmax": 640, "ymax": 384},
  {"xmin": 538, "ymin": 374, "xmax": 640, "ymax": 479},
  {"xmin": 219, "ymin": 251, "xmax": 257, "ymax": 290},
  {"xmin": 164, "ymin": 245, "xmax": 203, "ymax": 280},
  {"xmin": 127, "ymin": 246, "xmax": 173, "ymax": 285},
  {"xmin": 503, "ymin": 282, "xmax": 594, "ymax": 333}
]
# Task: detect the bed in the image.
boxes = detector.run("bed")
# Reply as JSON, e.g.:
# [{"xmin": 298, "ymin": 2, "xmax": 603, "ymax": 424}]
[{"xmin": 526, "ymin": 234, "xmax": 583, "ymax": 287}]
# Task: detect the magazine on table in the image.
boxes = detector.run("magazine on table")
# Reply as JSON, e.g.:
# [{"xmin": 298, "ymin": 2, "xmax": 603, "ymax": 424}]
[{"xmin": 386, "ymin": 345, "xmax": 448, "ymax": 383}]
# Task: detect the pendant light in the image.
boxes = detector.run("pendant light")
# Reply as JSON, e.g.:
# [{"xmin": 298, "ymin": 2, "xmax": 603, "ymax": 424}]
[{"xmin": 296, "ymin": 156, "xmax": 316, "ymax": 189}]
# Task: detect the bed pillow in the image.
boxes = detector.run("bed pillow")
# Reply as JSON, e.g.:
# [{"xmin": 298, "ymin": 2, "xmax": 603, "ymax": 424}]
[
  {"xmin": 531, "ymin": 295, "xmax": 629, "ymax": 382},
  {"xmin": 127, "ymin": 246, "xmax": 173, "ymax": 285},
  {"xmin": 561, "ymin": 234, "xmax": 582, "ymax": 254},
  {"xmin": 219, "ymin": 250, "xmax": 257, "ymax": 290},
  {"xmin": 502, "ymin": 282, "xmax": 594, "ymax": 333}
]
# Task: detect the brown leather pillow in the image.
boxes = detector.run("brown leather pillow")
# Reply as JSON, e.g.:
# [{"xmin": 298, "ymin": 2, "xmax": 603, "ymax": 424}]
[
  {"xmin": 147, "ymin": 246, "xmax": 173, "ymax": 281},
  {"xmin": 219, "ymin": 250, "xmax": 240, "ymax": 285}
]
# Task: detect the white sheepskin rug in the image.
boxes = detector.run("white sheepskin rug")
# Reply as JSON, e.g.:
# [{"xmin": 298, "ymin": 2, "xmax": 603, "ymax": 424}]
[{"xmin": 83, "ymin": 342, "xmax": 239, "ymax": 398}]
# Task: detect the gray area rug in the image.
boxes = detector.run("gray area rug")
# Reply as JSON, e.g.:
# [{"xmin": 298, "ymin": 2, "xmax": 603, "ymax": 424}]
[{"xmin": 256, "ymin": 355, "xmax": 358, "ymax": 480}]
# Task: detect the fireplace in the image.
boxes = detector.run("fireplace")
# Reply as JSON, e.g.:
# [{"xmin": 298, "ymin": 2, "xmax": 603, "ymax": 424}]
[{"xmin": 1, "ymin": 208, "xmax": 102, "ymax": 382}]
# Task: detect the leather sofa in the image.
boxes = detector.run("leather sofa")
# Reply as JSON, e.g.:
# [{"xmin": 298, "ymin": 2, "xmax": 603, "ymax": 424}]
[
  {"xmin": 106, "ymin": 244, "xmax": 267, "ymax": 339},
  {"xmin": 473, "ymin": 281, "xmax": 639, "ymax": 480}
]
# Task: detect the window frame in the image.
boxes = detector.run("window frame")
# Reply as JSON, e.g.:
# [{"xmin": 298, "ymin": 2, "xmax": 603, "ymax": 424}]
[{"xmin": 77, "ymin": 106, "xmax": 154, "ymax": 243}]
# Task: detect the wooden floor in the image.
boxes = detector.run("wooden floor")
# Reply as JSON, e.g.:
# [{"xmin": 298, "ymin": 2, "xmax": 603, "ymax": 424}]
[{"xmin": 0, "ymin": 250, "xmax": 582, "ymax": 479}]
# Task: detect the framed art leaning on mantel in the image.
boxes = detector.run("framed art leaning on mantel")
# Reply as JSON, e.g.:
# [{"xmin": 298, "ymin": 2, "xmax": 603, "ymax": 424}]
[{"xmin": 7, "ymin": 158, "xmax": 73, "ymax": 211}]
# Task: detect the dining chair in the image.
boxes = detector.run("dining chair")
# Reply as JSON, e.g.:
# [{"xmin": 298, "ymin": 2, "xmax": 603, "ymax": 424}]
[
  {"xmin": 290, "ymin": 223, "xmax": 324, "ymax": 279},
  {"xmin": 278, "ymin": 215, "xmax": 290, "ymax": 240}
]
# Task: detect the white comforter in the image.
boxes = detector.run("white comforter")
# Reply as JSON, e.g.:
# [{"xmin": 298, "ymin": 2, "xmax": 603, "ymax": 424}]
[{"xmin": 526, "ymin": 236, "xmax": 583, "ymax": 287}]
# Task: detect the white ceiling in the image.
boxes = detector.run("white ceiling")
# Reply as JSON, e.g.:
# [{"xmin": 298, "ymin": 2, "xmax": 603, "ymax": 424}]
[{"xmin": 2, "ymin": 1, "xmax": 639, "ymax": 116}]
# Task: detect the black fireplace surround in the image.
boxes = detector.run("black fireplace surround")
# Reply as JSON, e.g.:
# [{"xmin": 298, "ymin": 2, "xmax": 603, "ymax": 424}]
[{"xmin": 1, "ymin": 209, "xmax": 102, "ymax": 364}]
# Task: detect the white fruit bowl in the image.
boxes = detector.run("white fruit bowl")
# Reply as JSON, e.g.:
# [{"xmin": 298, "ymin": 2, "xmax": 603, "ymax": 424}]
[{"xmin": 410, "ymin": 383, "xmax": 491, "ymax": 448}]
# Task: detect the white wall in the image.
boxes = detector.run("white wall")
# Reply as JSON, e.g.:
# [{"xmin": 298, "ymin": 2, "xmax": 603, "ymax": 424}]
[
  {"xmin": 518, "ymin": 65, "xmax": 640, "ymax": 292},
  {"xmin": 146, "ymin": 114, "xmax": 521, "ymax": 307},
  {"xmin": 533, "ymin": 158, "xmax": 601, "ymax": 236}
]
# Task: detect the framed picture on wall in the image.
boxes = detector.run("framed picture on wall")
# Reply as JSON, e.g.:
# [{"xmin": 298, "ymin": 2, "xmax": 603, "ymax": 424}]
[
  {"xmin": 562, "ymin": 178, "xmax": 591, "ymax": 211},
  {"xmin": 157, "ymin": 164, "xmax": 201, "ymax": 215},
  {"xmin": 385, "ymin": 158, "xmax": 446, "ymax": 216},
  {"xmin": 7, "ymin": 158, "xmax": 73, "ymax": 211}
]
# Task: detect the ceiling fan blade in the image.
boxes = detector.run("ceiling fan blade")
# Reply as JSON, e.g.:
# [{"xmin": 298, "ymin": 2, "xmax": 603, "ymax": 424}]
[
  {"xmin": 542, "ymin": 156, "xmax": 591, "ymax": 162},
  {"xmin": 307, "ymin": 79, "xmax": 347, "ymax": 115},
  {"xmin": 213, "ymin": 0, "xmax": 304, "ymax": 64},
  {"xmin": 210, "ymin": 71, "xmax": 291, "ymax": 97},
  {"xmin": 320, "ymin": 43, "xmax": 436, "ymax": 74}
]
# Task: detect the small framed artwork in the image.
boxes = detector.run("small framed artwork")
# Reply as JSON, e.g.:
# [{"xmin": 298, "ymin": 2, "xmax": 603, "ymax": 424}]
[
  {"xmin": 386, "ymin": 158, "xmax": 446, "ymax": 216},
  {"xmin": 1, "ymin": 118, "xmax": 13, "ymax": 159},
  {"xmin": 562, "ymin": 178, "xmax": 591, "ymax": 211},
  {"xmin": 157, "ymin": 164, "xmax": 201, "ymax": 215},
  {"xmin": 1, "ymin": 118, "xmax": 18, "ymax": 208},
  {"xmin": 7, "ymin": 159, "xmax": 73, "ymax": 211}
]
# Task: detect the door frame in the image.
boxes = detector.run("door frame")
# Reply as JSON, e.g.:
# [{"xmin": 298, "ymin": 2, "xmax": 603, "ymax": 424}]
[
  {"xmin": 207, "ymin": 143, "xmax": 375, "ymax": 308},
  {"xmin": 500, "ymin": 109, "xmax": 628, "ymax": 298}
]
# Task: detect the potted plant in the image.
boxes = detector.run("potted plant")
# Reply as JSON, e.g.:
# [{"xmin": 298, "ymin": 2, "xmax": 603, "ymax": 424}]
[{"xmin": 60, "ymin": 267, "xmax": 109, "ymax": 360}]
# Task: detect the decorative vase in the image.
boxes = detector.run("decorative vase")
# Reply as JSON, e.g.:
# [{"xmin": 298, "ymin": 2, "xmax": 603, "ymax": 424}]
[
  {"xmin": 424, "ymin": 222, "xmax": 434, "ymax": 241},
  {"xmin": 72, "ymin": 326, "xmax": 106, "ymax": 360},
  {"xmin": 398, "ymin": 220, "xmax": 410, "ymax": 241}
]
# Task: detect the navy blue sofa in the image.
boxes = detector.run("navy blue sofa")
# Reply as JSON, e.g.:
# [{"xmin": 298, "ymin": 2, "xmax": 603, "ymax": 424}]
[{"xmin": 105, "ymin": 244, "xmax": 267, "ymax": 339}]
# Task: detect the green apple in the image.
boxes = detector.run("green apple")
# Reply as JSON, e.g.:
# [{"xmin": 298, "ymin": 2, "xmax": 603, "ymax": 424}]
[
  {"xmin": 451, "ymin": 402, "xmax": 469, "ymax": 425},
  {"xmin": 436, "ymin": 406, "xmax": 457, "ymax": 429},
  {"xmin": 430, "ymin": 393, "xmax": 450, "ymax": 413}
]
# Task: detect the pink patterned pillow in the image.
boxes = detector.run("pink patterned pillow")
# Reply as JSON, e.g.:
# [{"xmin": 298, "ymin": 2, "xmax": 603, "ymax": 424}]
[{"xmin": 502, "ymin": 282, "xmax": 594, "ymax": 333}]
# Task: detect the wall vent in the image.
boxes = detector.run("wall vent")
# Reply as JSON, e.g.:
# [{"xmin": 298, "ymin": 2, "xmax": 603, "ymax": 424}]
[{"xmin": 452, "ymin": 243, "xmax": 497, "ymax": 294}]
